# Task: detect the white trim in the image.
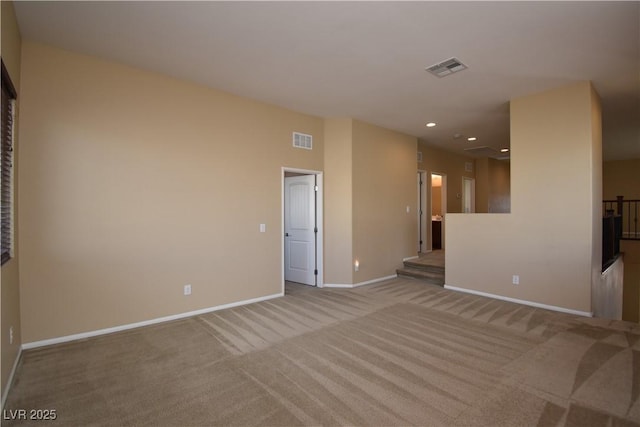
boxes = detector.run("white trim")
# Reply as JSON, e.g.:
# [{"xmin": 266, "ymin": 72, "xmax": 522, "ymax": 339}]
[
  {"xmin": 22, "ymin": 293, "xmax": 283, "ymax": 350},
  {"xmin": 325, "ymin": 274, "xmax": 397, "ymax": 289},
  {"xmin": 315, "ymin": 173, "xmax": 324, "ymax": 288},
  {"xmin": 444, "ymin": 285, "xmax": 594, "ymax": 317},
  {"xmin": 1, "ymin": 346, "xmax": 22, "ymax": 410},
  {"xmin": 281, "ymin": 167, "xmax": 324, "ymax": 291},
  {"xmin": 403, "ymin": 255, "xmax": 419, "ymax": 261}
]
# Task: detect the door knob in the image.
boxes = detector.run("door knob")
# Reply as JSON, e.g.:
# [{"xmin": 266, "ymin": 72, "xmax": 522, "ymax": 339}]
[{"xmin": 285, "ymin": 233, "xmax": 289, "ymax": 236}]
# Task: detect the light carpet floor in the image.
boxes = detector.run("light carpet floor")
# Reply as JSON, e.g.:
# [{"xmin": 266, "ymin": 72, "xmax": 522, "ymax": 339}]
[{"xmin": 4, "ymin": 278, "xmax": 640, "ymax": 426}]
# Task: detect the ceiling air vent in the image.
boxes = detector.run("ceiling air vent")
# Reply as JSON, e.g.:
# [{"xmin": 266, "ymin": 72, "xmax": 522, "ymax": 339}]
[
  {"xmin": 426, "ymin": 57, "xmax": 468, "ymax": 78},
  {"xmin": 293, "ymin": 132, "xmax": 312, "ymax": 150}
]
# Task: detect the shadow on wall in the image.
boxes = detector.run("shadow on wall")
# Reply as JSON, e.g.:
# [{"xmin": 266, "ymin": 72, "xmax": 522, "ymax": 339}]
[{"xmin": 476, "ymin": 157, "xmax": 510, "ymax": 214}]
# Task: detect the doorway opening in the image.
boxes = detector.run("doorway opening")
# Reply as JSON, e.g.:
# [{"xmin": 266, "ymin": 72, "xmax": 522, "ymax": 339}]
[
  {"xmin": 417, "ymin": 171, "xmax": 428, "ymax": 253},
  {"xmin": 462, "ymin": 177, "xmax": 475, "ymax": 213},
  {"xmin": 431, "ymin": 173, "xmax": 446, "ymax": 250},
  {"xmin": 282, "ymin": 168, "xmax": 323, "ymax": 294}
]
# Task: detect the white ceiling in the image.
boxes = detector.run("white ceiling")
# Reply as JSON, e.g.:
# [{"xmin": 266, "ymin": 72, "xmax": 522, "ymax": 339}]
[{"xmin": 13, "ymin": 1, "xmax": 640, "ymax": 160}]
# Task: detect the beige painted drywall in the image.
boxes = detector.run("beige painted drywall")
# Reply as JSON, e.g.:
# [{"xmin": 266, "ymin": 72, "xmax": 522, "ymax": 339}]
[
  {"xmin": 417, "ymin": 143, "xmax": 475, "ymax": 214},
  {"xmin": 446, "ymin": 82, "xmax": 601, "ymax": 313},
  {"xmin": 1, "ymin": 0, "xmax": 22, "ymax": 404},
  {"xmin": 475, "ymin": 159, "xmax": 489, "ymax": 213},
  {"xmin": 323, "ymin": 118, "xmax": 353, "ymax": 284},
  {"xmin": 620, "ymin": 240, "xmax": 640, "ymax": 322},
  {"xmin": 476, "ymin": 157, "xmax": 510, "ymax": 213},
  {"xmin": 417, "ymin": 143, "xmax": 475, "ymax": 250},
  {"xmin": 352, "ymin": 120, "xmax": 417, "ymax": 283},
  {"xmin": 589, "ymin": 83, "xmax": 604, "ymax": 318},
  {"xmin": 603, "ymin": 159, "xmax": 640, "ymax": 200},
  {"xmin": 1, "ymin": 1, "xmax": 20, "ymax": 81},
  {"xmin": 432, "ymin": 184, "xmax": 442, "ymax": 216},
  {"xmin": 18, "ymin": 42, "xmax": 325, "ymax": 343},
  {"xmin": 594, "ymin": 255, "xmax": 624, "ymax": 319},
  {"xmin": 323, "ymin": 119, "xmax": 417, "ymax": 285}
]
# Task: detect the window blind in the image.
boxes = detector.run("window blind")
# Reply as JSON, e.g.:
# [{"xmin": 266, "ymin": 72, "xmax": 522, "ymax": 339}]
[{"xmin": 1, "ymin": 61, "xmax": 17, "ymax": 265}]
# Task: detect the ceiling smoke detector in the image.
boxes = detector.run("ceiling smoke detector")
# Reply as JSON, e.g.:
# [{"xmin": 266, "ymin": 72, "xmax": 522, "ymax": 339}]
[{"xmin": 426, "ymin": 57, "xmax": 468, "ymax": 78}]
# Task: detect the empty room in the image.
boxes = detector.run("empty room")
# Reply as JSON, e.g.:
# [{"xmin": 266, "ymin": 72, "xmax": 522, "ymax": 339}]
[{"xmin": 1, "ymin": 1, "xmax": 639, "ymax": 426}]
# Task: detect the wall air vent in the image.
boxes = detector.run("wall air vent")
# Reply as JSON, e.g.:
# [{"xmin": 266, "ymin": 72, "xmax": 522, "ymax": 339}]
[
  {"xmin": 292, "ymin": 132, "xmax": 312, "ymax": 150},
  {"xmin": 426, "ymin": 57, "xmax": 468, "ymax": 78},
  {"xmin": 465, "ymin": 162, "xmax": 473, "ymax": 172}
]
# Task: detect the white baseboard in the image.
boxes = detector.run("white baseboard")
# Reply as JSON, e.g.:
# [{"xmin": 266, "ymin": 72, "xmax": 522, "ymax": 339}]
[
  {"xmin": 1, "ymin": 346, "xmax": 22, "ymax": 411},
  {"xmin": 325, "ymin": 274, "xmax": 397, "ymax": 289},
  {"xmin": 402, "ymin": 255, "xmax": 419, "ymax": 261},
  {"xmin": 444, "ymin": 285, "xmax": 593, "ymax": 317},
  {"xmin": 22, "ymin": 292, "xmax": 283, "ymax": 350}
]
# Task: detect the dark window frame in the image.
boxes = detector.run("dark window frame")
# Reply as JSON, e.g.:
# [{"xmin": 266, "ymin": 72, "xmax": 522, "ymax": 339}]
[{"xmin": 1, "ymin": 60, "xmax": 17, "ymax": 266}]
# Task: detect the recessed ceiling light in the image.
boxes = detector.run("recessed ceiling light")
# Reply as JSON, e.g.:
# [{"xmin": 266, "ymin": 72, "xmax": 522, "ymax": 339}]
[
  {"xmin": 426, "ymin": 122, "xmax": 436, "ymax": 128},
  {"xmin": 500, "ymin": 148, "xmax": 509, "ymax": 153},
  {"xmin": 467, "ymin": 137, "xmax": 477, "ymax": 142}
]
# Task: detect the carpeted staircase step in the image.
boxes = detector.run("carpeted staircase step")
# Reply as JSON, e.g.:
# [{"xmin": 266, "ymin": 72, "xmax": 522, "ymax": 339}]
[
  {"xmin": 402, "ymin": 260, "xmax": 445, "ymax": 275},
  {"xmin": 396, "ymin": 267, "xmax": 444, "ymax": 286}
]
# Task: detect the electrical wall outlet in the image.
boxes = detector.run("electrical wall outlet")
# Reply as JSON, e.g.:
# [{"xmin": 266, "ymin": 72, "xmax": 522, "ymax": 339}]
[
  {"xmin": 512, "ymin": 275, "xmax": 520, "ymax": 285},
  {"xmin": 9, "ymin": 326, "xmax": 14, "ymax": 345},
  {"xmin": 184, "ymin": 284, "xmax": 192, "ymax": 296}
]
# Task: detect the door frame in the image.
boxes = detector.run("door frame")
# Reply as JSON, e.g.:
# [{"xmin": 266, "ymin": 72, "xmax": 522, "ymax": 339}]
[
  {"xmin": 417, "ymin": 170, "xmax": 429, "ymax": 253},
  {"xmin": 430, "ymin": 172, "xmax": 447, "ymax": 250},
  {"xmin": 281, "ymin": 167, "xmax": 324, "ymax": 292},
  {"xmin": 462, "ymin": 176, "xmax": 476, "ymax": 213}
]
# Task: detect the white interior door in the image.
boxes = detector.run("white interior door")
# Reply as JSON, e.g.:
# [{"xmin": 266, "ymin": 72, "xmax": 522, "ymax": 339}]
[{"xmin": 284, "ymin": 175, "xmax": 316, "ymax": 286}]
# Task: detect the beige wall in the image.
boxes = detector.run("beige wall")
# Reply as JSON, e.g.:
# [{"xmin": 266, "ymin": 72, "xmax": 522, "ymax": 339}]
[
  {"xmin": 352, "ymin": 120, "xmax": 417, "ymax": 283},
  {"xmin": 417, "ymin": 143, "xmax": 475, "ymax": 250},
  {"xmin": 432, "ymin": 184, "xmax": 442, "ymax": 216},
  {"xmin": 417, "ymin": 143, "xmax": 475, "ymax": 214},
  {"xmin": 620, "ymin": 240, "xmax": 640, "ymax": 322},
  {"xmin": 475, "ymin": 159, "xmax": 489, "ymax": 213},
  {"xmin": 603, "ymin": 159, "xmax": 640, "ymax": 200},
  {"xmin": 589, "ymin": 83, "xmax": 604, "ymax": 317},
  {"xmin": 18, "ymin": 42, "xmax": 325, "ymax": 343},
  {"xmin": 593, "ymin": 255, "xmax": 623, "ymax": 319},
  {"xmin": 1, "ymin": 0, "xmax": 22, "ymax": 405},
  {"xmin": 476, "ymin": 157, "xmax": 510, "ymax": 213},
  {"xmin": 323, "ymin": 118, "xmax": 353, "ymax": 284},
  {"xmin": 323, "ymin": 119, "xmax": 417, "ymax": 284},
  {"xmin": 446, "ymin": 82, "xmax": 601, "ymax": 314}
]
